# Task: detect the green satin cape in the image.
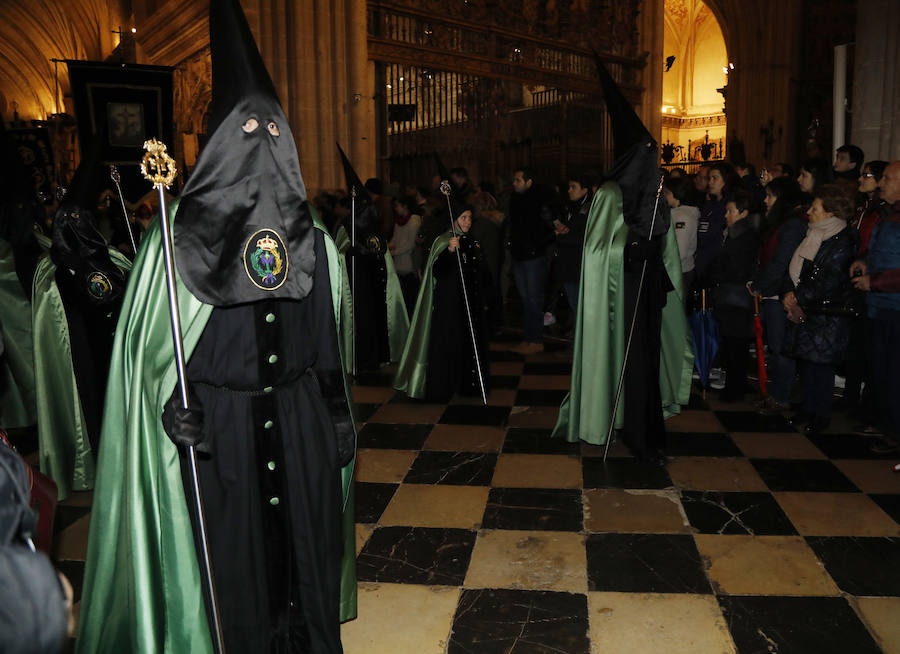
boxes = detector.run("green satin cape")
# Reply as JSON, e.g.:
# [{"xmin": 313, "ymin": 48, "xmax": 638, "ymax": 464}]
[
  {"xmin": 31, "ymin": 248, "xmax": 132, "ymax": 501},
  {"xmin": 334, "ymin": 225, "xmax": 410, "ymax": 363},
  {"xmin": 553, "ymin": 182, "xmax": 693, "ymax": 445},
  {"xmin": 0, "ymin": 238, "xmax": 37, "ymax": 428},
  {"xmin": 392, "ymin": 232, "xmax": 451, "ymax": 399},
  {"xmin": 76, "ymin": 204, "xmax": 356, "ymax": 654}
]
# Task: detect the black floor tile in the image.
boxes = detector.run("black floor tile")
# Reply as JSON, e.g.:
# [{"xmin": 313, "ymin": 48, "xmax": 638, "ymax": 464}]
[
  {"xmin": 55, "ymin": 559, "xmax": 85, "ymax": 604},
  {"xmin": 583, "ymin": 457, "xmax": 673, "ymax": 490},
  {"xmin": 490, "ymin": 375, "xmax": 520, "ymax": 390},
  {"xmin": 440, "ymin": 405, "xmax": 510, "ymax": 426},
  {"xmin": 680, "ymin": 491, "xmax": 797, "ymax": 535},
  {"xmin": 869, "ymin": 494, "xmax": 900, "ymax": 524},
  {"xmin": 586, "ymin": 533, "xmax": 711, "ymax": 593},
  {"xmin": 448, "ymin": 589, "xmax": 590, "ymax": 654},
  {"xmin": 404, "ymin": 451, "xmax": 497, "ymax": 485},
  {"xmin": 805, "ymin": 433, "xmax": 898, "ymax": 460},
  {"xmin": 354, "ymin": 481, "xmax": 398, "ymax": 523},
  {"xmin": 750, "ymin": 459, "xmax": 859, "ymax": 492},
  {"xmin": 514, "ymin": 389, "xmax": 568, "ymax": 406},
  {"xmin": 686, "ymin": 393, "xmax": 710, "ymax": 410},
  {"xmin": 714, "ymin": 411, "xmax": 795, "ymax": 433},
  {"xmin": 356, "ymin": 526, "xmax": 476, "ymax": 585},
  {"xmin": 502, "ymin": 428, "xmax": 580, "ymax": 455},
  {"xmin": 665, "ymin": 433, "xmax": 743, "ymax": 457},
  {"xmin": 352, "ymin": 371, "xmax": 396, "ymax": 386},
  {"xmin": 718, "ymin": 595, "xmax": 881, "ymax": 654},
  {"xmin": 522, "ymin": 362, "xmax": 572, "ymax": 375},
  {"xmin": 387, "ymin": 393, "xmax": 434, "ymax": 404},
  {"xmin": 352, "ymin": 403, "xmax": 380, "ymax": 423},
  {"xmin": 805, "ymin": 536, "xmax": 900, "ymax": 596},
  {"xmin": 356, "ymin": 423, "xmax": 433, "ymax": 449},
  {"xmin": 53, "ymin": 505, "xmax": 91, "ymax": 534},
  {"xmin": 489, "ymin": 350, "xmax": 524, "ymax": 362},
  {"xmin": 481, "ymin": 487, "xmax": 583, "ymax": 531}
]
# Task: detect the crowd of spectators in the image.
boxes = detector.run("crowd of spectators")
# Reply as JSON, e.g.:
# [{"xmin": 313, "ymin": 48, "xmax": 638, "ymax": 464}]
[{"xmin": 312, "ymin": 148, "xmax": 900, "ymax": 454}]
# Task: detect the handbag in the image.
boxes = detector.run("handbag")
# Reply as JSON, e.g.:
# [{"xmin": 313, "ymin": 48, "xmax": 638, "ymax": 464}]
[{"xmin": 711, "ymin": 282, "xmax": 754, "ymax": 312}]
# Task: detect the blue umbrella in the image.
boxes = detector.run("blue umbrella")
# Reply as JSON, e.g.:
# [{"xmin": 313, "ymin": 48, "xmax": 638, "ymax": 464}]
[{"xmin": 688, "ymin": 289, "xmax": 719, "ymax": 399}]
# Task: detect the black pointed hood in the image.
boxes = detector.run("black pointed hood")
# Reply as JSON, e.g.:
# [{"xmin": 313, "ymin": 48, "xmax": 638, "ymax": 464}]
[
  {"xmin": 596, "ymin": 56, "xmax": 668, "ymax": 238},
  {"xmin": 432, "ymin": 152, "xmax": 450, "ymax": 182},
  {"xmin": 50, "ymin": 134, "xmax": 125, "ymax": 305},
  {"xmin": 173, "ymin": 0, "xmax": 314, "ymax": 306},
  {"xmin": 336, "ymin": 143, "xmax": 378, "ymax": 235}
]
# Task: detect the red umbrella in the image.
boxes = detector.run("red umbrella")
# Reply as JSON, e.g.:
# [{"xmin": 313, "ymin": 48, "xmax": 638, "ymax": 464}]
[{"xmin": 753, "ymin": 295, "xmax": 767, "ymax": 396}]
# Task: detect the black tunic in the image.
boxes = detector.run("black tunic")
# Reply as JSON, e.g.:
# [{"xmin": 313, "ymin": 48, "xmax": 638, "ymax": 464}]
[
  {"xmin": 180, "ymin": 231, "xmax": 347, "ymax": 653},
  {"xmin": 346, "ymin": 232, "xmax": 390, "ymax": 372},
  {"xmin": 425, "ymin": 234, "xmax": 492, "ymax": 402}
]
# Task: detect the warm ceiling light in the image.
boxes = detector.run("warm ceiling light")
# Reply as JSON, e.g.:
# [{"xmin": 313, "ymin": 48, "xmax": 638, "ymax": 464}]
[{"xmin": 131, "ymin": 27, "xmax": 137, "ymax": 33}]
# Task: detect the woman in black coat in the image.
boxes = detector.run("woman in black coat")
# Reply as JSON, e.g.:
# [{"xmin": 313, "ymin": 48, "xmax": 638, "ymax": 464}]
[
  {"xmin": 748, "ymin": 177, "xmax": 807, "ymax": 413},
  {"xmin": 710, "ymin": 190, "xmax": 760, "ymax": 401},
  {"xmin": 783, "ymin": 185, "xmax": 858, "ymax": 433}
]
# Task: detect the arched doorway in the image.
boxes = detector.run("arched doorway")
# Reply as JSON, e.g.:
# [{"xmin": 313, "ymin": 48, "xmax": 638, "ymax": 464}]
[{"xmin": 660, "ymin": 0, "xmax": 728, "ymax": 170}]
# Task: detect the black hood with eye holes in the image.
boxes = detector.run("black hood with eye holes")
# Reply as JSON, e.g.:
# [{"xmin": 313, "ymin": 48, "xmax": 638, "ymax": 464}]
[{"xmin": 172, "ymin": 0, "xmax": 314, "ymax": 306}]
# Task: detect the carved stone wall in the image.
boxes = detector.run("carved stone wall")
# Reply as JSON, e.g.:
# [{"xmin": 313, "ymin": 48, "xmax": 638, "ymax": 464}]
[{"xmin": 136, "ymin": 0, "xmax": 373, "ymax": 193}]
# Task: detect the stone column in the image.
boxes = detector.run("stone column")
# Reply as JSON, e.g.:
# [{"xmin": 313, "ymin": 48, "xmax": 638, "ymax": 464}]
[
  {"xmin": 851, "ymin": 0, "xmax": 900, "ymax": 161},
  {"xmin": 638, "ymin": 0, "xmax": 664, "ymax": 143},
  {"xmin": 253, "ymin": 0, "xmax": 374, "ymax": 193}
]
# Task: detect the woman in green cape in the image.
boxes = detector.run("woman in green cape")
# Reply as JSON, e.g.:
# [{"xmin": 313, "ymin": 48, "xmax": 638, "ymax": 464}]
[{"xmin": 394, "ymin": 206, "xmax": 492, "ymax": 402}]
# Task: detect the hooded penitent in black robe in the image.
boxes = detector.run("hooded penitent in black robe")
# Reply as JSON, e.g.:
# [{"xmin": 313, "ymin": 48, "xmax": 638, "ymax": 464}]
[
  {"xmin": 337, "ymin": 144, "xmax": 391, "ymax": 371},
  {"xmin": 91, "ymin": 0, "xmax": 354, "ymax": 651},
  {"xmin": 48, "ymin": 138, "xmax": 128, "ymax": 453},
  {"xmin": 596, "ymin": 58, "xmax": 674, "ymax": 463}
]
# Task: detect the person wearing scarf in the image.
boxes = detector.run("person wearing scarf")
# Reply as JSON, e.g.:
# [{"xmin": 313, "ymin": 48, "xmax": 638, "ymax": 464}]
[{"xmin": 783, "ymin": 185, "xmax": 858, "ymax": 434}]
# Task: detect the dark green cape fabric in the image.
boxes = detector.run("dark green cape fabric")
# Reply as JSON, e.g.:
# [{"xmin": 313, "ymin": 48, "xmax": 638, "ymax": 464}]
[
  {"xmin": 392, "ymin": 232, "xmax": 452, "ymax": 398},
  {"xmin": 31, "ymin": 247, "xmax": 132, "ymax": 501},
  {"xmin": 76, "ymin": 203, "xmax": 356, "ymax": 654},
  {"xmin": 0, "ymin": 238, "xmax": 37, "ymax": 428},
  {"xmin": 553, "ymin": 182, "xmax": 693, "ymax": 444}
]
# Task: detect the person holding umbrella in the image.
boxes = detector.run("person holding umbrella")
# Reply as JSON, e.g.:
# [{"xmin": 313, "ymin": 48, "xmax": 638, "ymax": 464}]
[{"xmin": 748, "ymin": 177, "xmax": 807, "ymax": 414}]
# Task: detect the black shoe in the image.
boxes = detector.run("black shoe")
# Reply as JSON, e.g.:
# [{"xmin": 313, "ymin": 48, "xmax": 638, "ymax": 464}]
[
  {"xmin": 869, "ymin": 434, "xmax": 900, "ymax": 455},
  {"xmin": 803, "ymin": 418, "xmax": 829, "ymax": 435},
  {"xmin": 789, "ymin": 413, "xmax": 811, "ymax": 427}
]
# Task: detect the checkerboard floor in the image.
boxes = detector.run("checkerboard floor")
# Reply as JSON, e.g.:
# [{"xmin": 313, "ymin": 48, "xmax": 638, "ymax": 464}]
[{"xmin": 30, "ymin": 334, "xmax": 900, "ymax": 653}]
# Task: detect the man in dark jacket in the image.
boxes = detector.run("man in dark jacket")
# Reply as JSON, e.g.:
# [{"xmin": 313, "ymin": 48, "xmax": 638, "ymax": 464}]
[
  {"xmin": 852, "ymin": 161, "xmax": 900, "ymax": 453},
  {"xmin": 508, "ymin": 167, "xmax": 556, "ymax": 353}
]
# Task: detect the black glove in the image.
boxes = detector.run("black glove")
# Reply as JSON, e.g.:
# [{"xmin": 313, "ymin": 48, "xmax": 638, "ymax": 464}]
[
  {"xmin": 161, "ymin": 384, "xmax": 206, "ymax": 450},
  {"xmin": 315, "ymin": 369, "xmax": 356, "ymax": 467}
]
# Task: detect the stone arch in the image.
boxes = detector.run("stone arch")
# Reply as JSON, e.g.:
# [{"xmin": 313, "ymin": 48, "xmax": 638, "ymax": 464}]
[
  {"xmin": 0, "ymin": 0, "xmax": 128, "ymax": 122},
  {"xmin": 661, "ymin": 0, "xmax": 729, "ymax": 164}
]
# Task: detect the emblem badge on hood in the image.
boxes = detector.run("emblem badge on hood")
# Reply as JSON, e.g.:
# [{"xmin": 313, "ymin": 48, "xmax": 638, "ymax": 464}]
[{"xmin": 243, "ymin": 228, "xmax": 289, "ymax": 290}]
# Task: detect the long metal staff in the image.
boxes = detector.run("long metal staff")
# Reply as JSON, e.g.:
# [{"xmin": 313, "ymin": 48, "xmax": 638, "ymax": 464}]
[
  {"xmin": 439, "ymin": 180, "xmax": 488, "ymax": 405},
  {"xmin": 603, "ymin": 176, "xmax": 665, "ymax": 462},
  {"xmin": 140, "ymin": 139, "xmax": 226, "ymax": 654},
  {"xmin": 109, "ymin": 165, "xmax": 138, "ymax": 255},
  {"xmin": 350, "ymin": 185, "xmax": 357, "ymax": 377}
]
